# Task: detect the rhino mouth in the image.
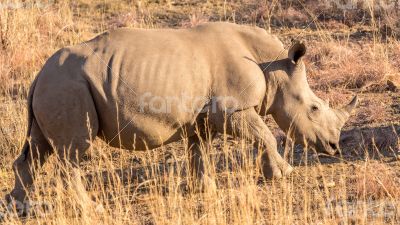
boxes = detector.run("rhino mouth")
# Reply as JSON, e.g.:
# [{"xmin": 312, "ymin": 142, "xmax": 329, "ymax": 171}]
[
  {"xmin": 314, "ymin": 138, "xmax": 339, "ymax": 156},
  {"xmin": 329, "ymin": 142, "xmax": 339, "ymax": 150},
  {"xmin": 328, "ymin": 142, "xmax": 339, "ymax": 154},
  {"xmin": 321, "ymin": 141, "xmax": 339, "ymax": 156}
]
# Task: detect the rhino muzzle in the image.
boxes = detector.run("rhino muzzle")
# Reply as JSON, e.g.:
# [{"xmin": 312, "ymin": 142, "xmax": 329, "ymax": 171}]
[
  {"xmin": 314, "ymin": 137, "xmax": 340, "ymax": 156},
  {"xmin": 317, "ymin": 95, "xmax": 358, "ymax": 156}
]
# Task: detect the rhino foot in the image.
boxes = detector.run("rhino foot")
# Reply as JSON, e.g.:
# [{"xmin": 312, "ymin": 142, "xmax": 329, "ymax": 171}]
[
  {"xmin": 281, "ymin": 162, "xmax": 294, "ymax": 177},
  {"xmin": 2, "ymin": 192, "xmax": 30, "ymax": 219},
  {"xmin": 5, "ymin": 189, "xmax": 27, "ymax": 206},
  {"xmin": 261, "ymin": 152, "xmax": 293, "ymax": 179}
]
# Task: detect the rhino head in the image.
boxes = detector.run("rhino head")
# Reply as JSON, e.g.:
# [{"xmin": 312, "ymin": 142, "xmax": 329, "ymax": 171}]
[{"xmin": 262, "ymin": 41, "xmax": 358, "ymax": 155}]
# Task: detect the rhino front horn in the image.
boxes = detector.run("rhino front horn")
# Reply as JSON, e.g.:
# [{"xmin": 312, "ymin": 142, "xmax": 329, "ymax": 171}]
[{"xmin": 343, "ymin": 95, "xmax": 358, "ymax": 114}]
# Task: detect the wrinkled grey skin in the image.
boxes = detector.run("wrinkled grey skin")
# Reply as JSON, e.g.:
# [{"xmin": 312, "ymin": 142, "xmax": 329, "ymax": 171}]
[{"xmin": 5, "ymin": 22, "xmax": 357, "ymax": 204}]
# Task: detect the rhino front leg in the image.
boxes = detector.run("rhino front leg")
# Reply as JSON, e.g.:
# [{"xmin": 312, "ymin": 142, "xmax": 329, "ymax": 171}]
[{"xmin": 223, "ymin": 108, "xmax": 293, "ymax": 179}]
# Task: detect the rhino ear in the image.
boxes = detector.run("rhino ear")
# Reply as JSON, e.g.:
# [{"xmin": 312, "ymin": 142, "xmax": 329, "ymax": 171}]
[{"xmin": 288, "ymin": 41, "xmax": 306, "ymax": 64}]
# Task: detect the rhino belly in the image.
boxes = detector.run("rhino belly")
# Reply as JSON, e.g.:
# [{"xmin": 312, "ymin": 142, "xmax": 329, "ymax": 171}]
[{"xmin": 98, "ymin": 112, "xmax": 197, "ymax": 150}]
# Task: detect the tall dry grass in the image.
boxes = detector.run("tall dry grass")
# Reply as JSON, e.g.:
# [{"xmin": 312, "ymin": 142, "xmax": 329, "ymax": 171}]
[
  {"xmin": 1, "ymin": 127, "xmax": 398, "ymax": 224},
  {"xmin": 0, "ymin": 0, "xmax": 399, "ymax": 224}
]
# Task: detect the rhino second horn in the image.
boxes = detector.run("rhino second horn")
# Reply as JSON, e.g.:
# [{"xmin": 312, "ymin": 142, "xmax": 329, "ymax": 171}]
[{"xmin": 343, "ymin": 95, "xmax": 358, "ymax": 115}]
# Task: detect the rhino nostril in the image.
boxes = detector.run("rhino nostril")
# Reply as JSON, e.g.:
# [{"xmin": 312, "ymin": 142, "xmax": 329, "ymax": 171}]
[{"xmin": 329, "ymin": 142, "xmax": 338, "ymax": 150}]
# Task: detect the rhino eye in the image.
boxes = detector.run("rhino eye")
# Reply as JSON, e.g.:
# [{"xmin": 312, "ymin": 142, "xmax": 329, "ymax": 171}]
[{"xmin": 311, "ymin": 105, "xmax": 319, "ymax": 112}]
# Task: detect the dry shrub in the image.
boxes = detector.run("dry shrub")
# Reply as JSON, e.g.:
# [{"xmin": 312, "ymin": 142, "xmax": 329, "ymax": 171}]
[
  {"xmin": 108, "ymin": 12, "xmax": 139, "ymax": 29},
  {"xmin": 313, "ymin": 92, "xmax": 397, "ymax": 127},
  {"xmin": 274, "ymin": 6, "xmax": 309, "ymax": 27},
  {"xmin": 180, "ymin": 12, "xmax": 209, "ymax": 28},
  {"xmin": 0, "ymin": 99, "xmax": 26, "ymax": 193},
  {"xmin": 229, "ymin": 0, "xmax": 400, "ymax": 31},
  {"xmin": 228, "ymin": 0, "xmax": 278, "ymax": 28},
  {"xmin": 106, "ymin": 2, "xmax": 160, "ymax": 29},
  {"xmin": 232, "ymin": 0, "xmax": 269, "ymax": 22},
  {"xmin": 312, "ymin": 92, "xmax": 394, "ymax": 126},
  {"xmin": 314, "ymin": 90, "xmax": 352, "ymax": 108},
  {"xmin": 380, "ymin": 11, "xmax": 400, "ymax": 38},
  {"xmin": 0, "ymin": 2, "xmax": 75, "ymax": 96},
  {"xmin": 351, "ymin": 161, "xmax": 400, "ymax": 199},
  {"xmin": 386, "ymin": 40, "xmax": 400, "ymax": 86},
  {"xmin": 323, "ymin": 20, "xmax": 349, "ymax": 30},
  {"xmin": 307, "ymin": 41, "xmax": 400, "ymax": 91},
  {"xmin": 354, "ymin": 98, "xmax": 389, "ymax": 124}
]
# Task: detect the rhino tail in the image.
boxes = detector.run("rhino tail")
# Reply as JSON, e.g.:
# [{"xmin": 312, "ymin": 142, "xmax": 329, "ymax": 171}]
[
  {"xmin": 16, "ymin": 74, "xmax": 40, "ymax": 161},
  {"xmin": 25, "ymin": 75, "xmax": 39, "ymax": 138}
]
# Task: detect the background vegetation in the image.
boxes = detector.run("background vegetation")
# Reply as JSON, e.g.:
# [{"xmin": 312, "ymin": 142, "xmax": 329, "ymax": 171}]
[{"xmin": 0, "ymin": 0, "xmax": 399, "ymax": 224}]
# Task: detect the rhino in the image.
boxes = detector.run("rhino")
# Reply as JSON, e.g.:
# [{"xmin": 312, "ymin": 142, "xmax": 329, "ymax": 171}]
[{"xmin": 5, "ymin": 22, "xmax": 357, "ymax": 203}]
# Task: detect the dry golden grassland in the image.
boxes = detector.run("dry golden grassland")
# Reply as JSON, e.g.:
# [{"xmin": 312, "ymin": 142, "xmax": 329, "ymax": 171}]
[{"xmin": 0, "ymin": 0, "xmax": 399, "ymax": 224}]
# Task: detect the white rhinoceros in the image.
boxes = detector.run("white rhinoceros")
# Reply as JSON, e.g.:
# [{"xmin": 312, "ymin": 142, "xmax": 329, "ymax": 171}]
[{"xmin": 6, "ymin": 22, "xmax": 357, "ymax": 203}]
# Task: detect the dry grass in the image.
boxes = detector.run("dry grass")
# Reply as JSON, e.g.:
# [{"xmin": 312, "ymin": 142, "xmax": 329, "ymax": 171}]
[
  {"xmin": 307, "ymin": 40, "xmax": 400, "ymax": 91},
  {"xmin": 0, "ymin": 0, "xmax": 399, "ymax": 224},
  {"xmin": 352, "ymin": 161, "xmax": 400, "ymax": 199}
]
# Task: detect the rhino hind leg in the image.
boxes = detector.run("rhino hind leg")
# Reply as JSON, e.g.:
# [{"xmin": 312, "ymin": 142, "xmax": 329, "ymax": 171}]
[
  {"xmin": 7, "ymin": 80, "xmax": 99, "ymax": 210},
  {"xmin": 32, "ymin": 79, "xmax": 99, "ymax": 164},
  {"xmin": 6, "ymin": 119, "xmax": 53, "ymax": 205},
  {"xmin": 36, "ymin": 83, "xmax": 98, "ymax": 183}
]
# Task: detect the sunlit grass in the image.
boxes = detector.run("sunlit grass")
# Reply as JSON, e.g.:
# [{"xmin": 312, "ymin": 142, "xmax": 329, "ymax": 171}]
[{"xmin": 0, "ymin": 0, "xmax": 399, "ymax": 224}]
